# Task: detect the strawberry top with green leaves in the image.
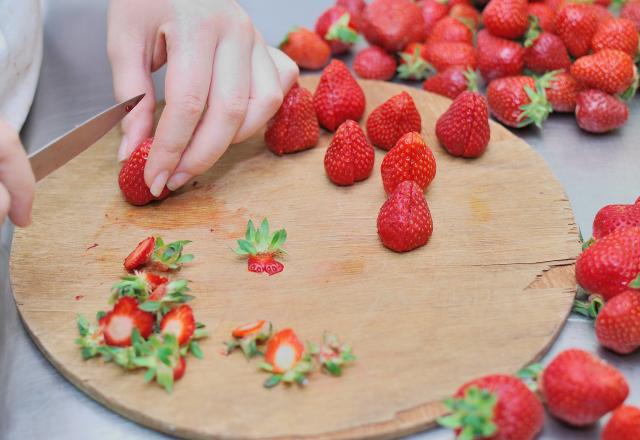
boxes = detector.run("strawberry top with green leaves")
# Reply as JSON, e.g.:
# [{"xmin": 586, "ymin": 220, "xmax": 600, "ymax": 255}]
[
  {"xmin": 232, "ymin": 320, "xmax": 270, "ymax": 339},
  {"xmin": 315, "ymin": 6, "xmax": 359, "ymax": 55},
  {"xmin": 439, "ymin": 374, "xmax": 544, "ymax": 440},
  {"xmin": 570, "ymin": 49, "xmax": 636, "ymax": 96},
  {"xmin": 110, "ymin": 271, "xmax": 167, "ymax": 303},
  {"xmin": 310, "ymin": 333, "xmax": 356, "ymax": 376},
  {"xmin": 592, "ymin": 18, "xmax": 639, "ymax": 57},
  {"xmin": 427, "ymin": 16, "xmax": 474, "ymax": 45},
  {"xmin": 554, "ymin": 4, "xmax": 598, "ymax": 58},
  {"xmin": 593, "ymin": 201, "xmax": 640, "ymax": 239},
  {"xmin": 100, "ymin": 297, "xmax": 155, "ymax": 347},
  {"xmin": 119, "ymin": 138, "xmax": 170, "ymax": 206},
  {"xmin": 397, "ymin": 43, "xmax": 433, "ymax": 81},
  {"xmin": 362, "ymin": 0, "xmax": 426, "ymax": 52},
  {"xmin": 366, "ymin": 91, "xmax": 422, "ymax": 151},
  {"xmin": 226, "ymin": 320, "xmax": 273, "ymax": 359},
  {"xmin": 324, "ymin": 120, "xmax": 375, "ymax": 186},
  {"xmin": 235, "ymin": 218, "xmax": 287, "ymax": 258},
  {"xmin": 381, "ymin": 132, "xmax": 437, "ymax": 194},
  {"xmin": 595, "ymin": 289, "xmax": 640, "ymax": 355},
  {"xmin": 436, "ymin": 91, "xmax": 490, "ymax": 159},
  {"xmin": 423, "ymin": 67, "xmax": 478, "ymax": 100},
  {"xmin": 482, "ymin": 0, "xmax": 529, "ymax": 39},
  {"xmin": 476, "ymin": 30, "xmax": 525, "ymax": 82},
  {"xmin": 486, "ymin": 75, "xmax": 552, "ymax": 128},
  {"xmin": 152, "ymin": 237, "xmax": 194, "ymax": 272},
  {"xmin": 353, "ymin": 46, "xmax": 398, "ymax": 81},
  {"xmin": 541, "ymin": 349, "xmax": 629, "ymax": 426},
  {"xmin": 602, "ymin": 405, "xmax": 640, "ymax": 440},
  {"xmin": 280, "ymin": 27, "xmax": 331, "ymax": 71}
]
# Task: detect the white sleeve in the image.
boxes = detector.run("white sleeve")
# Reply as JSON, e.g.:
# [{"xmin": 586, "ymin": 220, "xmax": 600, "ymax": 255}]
[{"xmin": 0, "ymin": 0, "xmax": 43, "ymax": 131}]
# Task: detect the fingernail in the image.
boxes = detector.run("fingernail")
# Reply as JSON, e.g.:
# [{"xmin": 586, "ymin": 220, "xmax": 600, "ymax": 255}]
[
  {"xmin": 117, "ymin": 135, "xmax": 129, "ymax": 162},
  {"xmin": 167, "ymin": 172, "xmax": 192, "ymax": 191},
  {"xmin": 150, "ymin": 171, "xmax": 169, "ymax": 197}
]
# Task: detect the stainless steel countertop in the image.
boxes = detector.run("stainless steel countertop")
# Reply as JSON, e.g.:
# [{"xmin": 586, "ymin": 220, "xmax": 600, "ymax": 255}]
[{"xmin": 1, "ymin": 1, "xmax": 639, "ymax": 439}]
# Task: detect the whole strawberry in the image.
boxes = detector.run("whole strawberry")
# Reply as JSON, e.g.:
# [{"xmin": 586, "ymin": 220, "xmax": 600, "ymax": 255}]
[
  {"xmin": 427, "ymin": 16, "xmax": 473, "ymax": 45},
  {"xmin": 377, "ymin": 180, "xmax": 433, "ymax": 252},
  {"xmin": 482, "ymin": 0, "xmax": 529, "ymax": 39},
  {"xmin": 450, "ymin": 3, "xmax": 482, "ymax": 30},
  {"xmin": 602, "ymin": 406, "xmax": 640, "ymax": 440},
  {"xmin": 422, "ymin": 0, "xmax": 451, "ymax": 36},
  {"xmin": 265, "ymin": 85, "xmax": 320, "ymax": 155},
  {"xmin": 398, "ymin": 43, "xmax": 433, "ymax": 81},
  {"xmin": 593, "ymin": 201, "xmax": 640, "ymax": 239},
  {"xmin": 528, "ymin": 3, "xmax": 556, "ymax": 33},
  {"xmin": 555, "ymin": 4, "xmax": 598, "ymax": 58},
  {"xmin": 439, "ymin": 374, "xmax": 544, "ymax": 440},
  {"xmin": 366, "ymin": 91, "xmax": 422, "ymax": 151},
  {"xmin": 595, "ymin": 290, "xmax": 640, "ymax": 354},
  {"xmin": 524, "ymin": 32, "xmax": 571, "ymax": 74},
  {"xmin": 477, "ymin": 30, "xmax": 525, "ymax": 82},
  {"xmin": 487, "ymin": 75, "xmax": 552, "ymax": 128},
  {"xmin": 280, "ymin": 27, "xmax": 331, "ymax": 70},
  {"xmin": 313, "ymin": 60, "xmax": 366, "ymax": 132},
  {"xmin": 423, "ymin": 66, "xmax": 479, "ymax": 100},
  {"xmin": 436, "ymin": 91, "xmax": 490, "ymax": 158},
  {"xmin": 571, "ymin": 49, "xmax": 636, "ymax": 95},
  {"xmin": 593, "ymin": 4, "xmax": 614, "ymax": 24},
  {"xmin": 575, "ymin": 89, "xmax": 629, "ymax": 134},
  {"xmin": 315, "ymin": 6, "xmax": 359, "ymax": 55},
  {"xmin": 353, "ymin": 46, "xmax": 397, "ymax": 81},
  {"xmin": 592, "ymin": 18, "xmax": 639, "ymax": 57},
  {"xmin": 541, "ymin": 349, "xmax": 629, "ymax": 426},
  {"xmin": 621, "ymin": 3, "xmax": 640, "ymax": 33},
  {"xmin": 422, "ymin": 41, "xmax": 477, "ymax": 72},
  {"xmin": 324, "ymin": 120, "xmax": 374, "ymax": 186},
  {"xmin": 546, "ymin": 71, "xmax": 582, "ymax": 113},
  {"xmin": 381, "ymin": 132, "xmax": 437, "ymax": 194},
  {"xmin": 362, "ymin": 0, "xmax": 425, "ymax": 52},
  {"xmin": 576, "ymin": 226, "xmax": 640, "ymax": 300},
  {"xmin": 119, "ymin": 138, "xmax": 170, "ymax": 206}
]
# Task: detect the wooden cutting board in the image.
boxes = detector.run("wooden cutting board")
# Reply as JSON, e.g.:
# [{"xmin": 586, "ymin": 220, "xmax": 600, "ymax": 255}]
[{"xmin": 11, "ymin": 76, "xmax": 579, "ymax": 440}]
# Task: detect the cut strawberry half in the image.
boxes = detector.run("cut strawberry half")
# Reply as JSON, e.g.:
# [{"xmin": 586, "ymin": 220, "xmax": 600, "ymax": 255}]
[
  {"xmin": 264, "ymin": 328, "xmax": 305, "ymax": 374},
  {"xmin": 100, "ymin": 297, "xmax": 155, "ymax": 347},
  {"xmin": 160, "ymin": 305, "xmax": 196, "ymax": 346},
  {"xmin": 173, "ymin": 356, "xmax": 187, "ymax": 381},
  {"xmin": 226, "ymin": 320, "xmax": 273, "ymax": 358},
  {"xmin": 124, "ymin": 237, "xmax": 155, "ymax": 272}
]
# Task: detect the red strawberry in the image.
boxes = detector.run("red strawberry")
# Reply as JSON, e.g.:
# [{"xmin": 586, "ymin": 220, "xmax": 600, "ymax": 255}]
[
  {"xmin": 423, "ymin": 66, "xmax": 479, "ymax": 99},
  {"xmin": 576, "ymin": 226, "xmax": 640, "ymax": 300},
  {"xmin": 439, "ymin": 374, "xmax": 544, "ymax": 440},
  {"xmin": 336, "ymin": 0, "xmax": 366, "ymax": 21},
  {"xmin": 381, "ymin": 132, "xmax": 437, "ymax": 194},
  {"xmin": 173, "ymin": 356, "xmax": 187, "ymax": 381},
  {"xmin": 377, "ymin": 180, "xmax": 434, "ymax": 252},
  {"xmin": 422, "ymin": 0, "xmax": 450, "ymax": 35},
  {"xmin": 148, "ymin": 282, "xmax": 167, "ymax": 302},
  {"xmin": 313, "ymin": 60, "xmax": 366, "ymax": 131},
  {"xmin": 602, "ymin": 406, "xmax": 640, "ymax": 440},
  {"xmin": 592, "ymin": 18, "xmax": 639, "ymax": 57},
  {"xmin": 366, "ymin": 92, "xmax": 422, "ymax": 151},
  {"xmin": 100, "ymin": 297, "xmax": 155, "ymax": 347},
  {"xmin": 119, "ymin": 138, "xmax": 170, "ymax": 206},
  {"xmin": 145, "ymin": 273, "xmax": 168, "ymax": 290},
  {"xmin": 124, "ymin": 236, "xmax": 155, "ymax": 272},
  {"xmin": 593, "ymin": 202, "xmax": 640, "ymax": 239},
  {"xmin": 422, "ymin": 41, "xmax": 477, "ymax": 72},
  {"xmin": 353, "ymin": 46, "xmax": 397, "ymax": 81},
  {"xmin": 595, "ymin": 290, "xmax": 640, "ymax": 354},
  {"xmin": 280, "ymin": 27, "xmax": 331, "ymax": 70},
  {"xmin": 362, "ymin": 0, "xmax": 425, "ymax": 52},
  {"xmin": 324, "ymin": 120, "xmax": 375, "ymax": 185},
  {"xmin": 528, "ymin": 3, "xmax": 556, "ymax": 33},
  {"xmin": 555, "ymin": 4, "xmax": 598, "ymax": 58},
  {"xmin": 482, "ymin": 0, "xmax": 529, "ymax": 39},
  {"xmin": 397, "ymin": 43, "xmax": 433, "ymax": 81},
  {"xmin": 265, "ymin": 85, "xmax": 320, "ymax": 155},
  {"xmin": 487, "ymin": 75, "xmax": 552, "ymax": 128},
  {"xmin": 160, "ymin": 304, "xmax": 196, "ymax": 346},
  {"xmin": 524, "ymin": 32, "xmax": 571, "ymax": 74},
  {"xmin": 544, "ymin": 0, "xmax": 565, "ymax": 13},
  {"xmin": 546, "ymin": 71, "xmax": 582, "ymax": 113},
  {"xmin": 315, "ymin": 6, "xmax": 359, "ymax": 55},
  {"xmin": 264, "ymin": 328, "xmax": 305, "ymax": 374},
  {"xmin": 436, "ymin": 91, "xmax": 490, "ymax": 158},
  {"xmin": 621, "ymin": 3, "xmax": 640, "ymax": 33},
  {"xmin": 449, "ymin": 3, "xmax": 482, "ymax": 30},
  {"xmin": 427, "ymin": 16, "xmax": 473, "ymax": 45},
  {"xmin": 232, "ymin": 320, "xmax": 269, "ymax": 339},
  {"xmin": 541, "ymin": 349, "xmax": 629, "ymax": 426},
  {"xmin": 575, "ymin": 89, "xmax": 629, "ymax": 134},
  {"xmin": 477, "ymin": 30, "xmax": 525, "ymax": 82},
  {"xmin": 593, "ymin": 4, "xmax": 614, "ymax": 24},
  {"xmin": 571, "ymin": 49, "xmax": 636, "ymax": 95}
]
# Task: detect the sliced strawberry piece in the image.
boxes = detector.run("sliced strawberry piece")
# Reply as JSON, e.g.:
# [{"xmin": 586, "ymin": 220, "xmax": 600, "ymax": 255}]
[
  {"xmin": 148, "ymin": 283, "xmax": 168, "ymax": 301},
  {"xmin": 232, "ymin": 320, "xmax": 268, "ymax": 339},
  {"xmin": 160, "ymin": 305, "xmax": 196, "ymax": 346},
  {"xmin": 100, "ymin": 297, "xmax": 155, "ymax": 347},
  {"xmin": 145, "ymin": 273, "xmax": 168, "ymax": 289},
  {"xmin": 264, "ymin": 328, "xmax": 305, "ymax": 374},
  {"xmin": 124, "ymin": 237, "xmax": 155, "ymax": 272},
  {"xmin": 173, "ymin": 356, "xmax": 187, "ymax": 381}
]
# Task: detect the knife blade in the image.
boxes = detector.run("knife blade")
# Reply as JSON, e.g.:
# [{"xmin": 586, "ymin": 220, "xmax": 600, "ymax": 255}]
[{"xmin": 28, "ymin": 94, "xmax": 145, "ymax": 181}]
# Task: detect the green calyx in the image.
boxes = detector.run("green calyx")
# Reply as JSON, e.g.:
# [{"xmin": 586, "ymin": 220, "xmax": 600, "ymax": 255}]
[
  {"xmin": 225, "ymin": 322, "xmax": 273, "ymax": 359},
  {"xmin": 629, "ymin": 273, "xmax": 640, "ymax": 289},
  {"xmin": 517, "ymin": 76, "xmax": 553, "ymax": 128},
  {"xmin": 138, "ymin": 279, "xmax": 195, "ymax": 320},
  {"xmin": 573, "ymin": 295, "xmax": 604, "ymax": 320},
  {"xmin": 309, "ymin": 333, "xmax": 356, "ymax": 377},
  {"xmin": 325, "ymin": 13, "xmax": 358, "ymax": 44},
  {"xmin": 75, "ymin": 314, "xmax": 104, "ymax": 360},
  {"xmin": 110, "ymin": 272, "xmax": 152, "ymax": 303},
  {"xmin": 153, "ymin": 237, "xmax": 194, "ymax": 270},
  {"xmin": 620, "ymin": 71, "xmax": 639, "ymax": 102},
  {"xmin": 464, "ymin": 68, "xmax": 480, "ymax": 93},
  {"xmin": 438, "ymin": 386, "xmax": 498, "ymax": 440},
  {"xmin": 397, "ymin": 47, "xmax": 434, "ymax": 81},
  {"xmin": 235, "ymin": 218, "xmax": 287, "ymax": 257},
  {"xmin": 259, "ymin": 354, "xmax": 315, "ymax": 388},
  {"xmin": 516, "ymin": 363, "xmax": 544, "ymax": 391},
  {"xmin": 523, "ymin": 16, "xmax": 541, "ymax": 48}
]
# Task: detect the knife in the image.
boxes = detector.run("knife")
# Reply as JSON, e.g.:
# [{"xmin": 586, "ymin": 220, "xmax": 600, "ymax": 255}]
[{"xmin": 28, "ymin": 94, "xmax": 145, "ymax": 181}]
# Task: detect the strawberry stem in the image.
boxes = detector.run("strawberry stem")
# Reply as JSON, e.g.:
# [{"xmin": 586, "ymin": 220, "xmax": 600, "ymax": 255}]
[
  {"xmin": 629, "ymin": 273, "xmax": 640, "ymax": 289},
  {"xmin": 573, "ymin": 296, "xmax": 604, "ymax": 319},
  {"xmin": 326, "ymin": 13, "xmax": 358, "ymax": 44},
  {"xmin": 464, "ymin": 68, "xmax": 480, "ymax": 93},
  {"xmin": 397, "ymin": 47, "xmax": 434, "ymax": 81},
  {"xmin": 438, "ymin": 386, "xmax": 498, "ymax": 440}
]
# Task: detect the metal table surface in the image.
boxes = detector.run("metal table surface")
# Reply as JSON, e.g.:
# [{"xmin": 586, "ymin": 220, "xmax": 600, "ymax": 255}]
[{"xmin": 1, "ymin": 1, "xmax": 639, "ymax": 439}]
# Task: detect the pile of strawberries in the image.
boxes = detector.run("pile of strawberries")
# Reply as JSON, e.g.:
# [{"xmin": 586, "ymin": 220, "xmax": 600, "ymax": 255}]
[
  {"xmin": 282, "ymin": 0, "xmax": 639, "ymax": 133},
  {"xmin": 75, "ymin": 236, "xmax": 206, "ymax": 392}
]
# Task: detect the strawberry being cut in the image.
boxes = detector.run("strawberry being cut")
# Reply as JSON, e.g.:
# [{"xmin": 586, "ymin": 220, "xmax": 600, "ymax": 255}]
[
  {"xmin": 575, "ymin": 89, "xmax": 629, "ymax": 134},
  {"xmin": 595, "ymin": 289, "xmax": 640, "ymax": 354},
  {"xmin": 100, "ymin": 297, "xmax": 155, "ymax": 347},
  {"xmin": 486, "ymin": 75, "xmax": 552, "ymax": 128},
  {"xmin": 546, "ymin": 71, "xmax": 582, "ymax": 113},
  {"xmin": 119, "ymin": 138, "xmax": 170, "ymax": 206},
  {"xmin": 280, "ymin": 27, "xmax": 331, "ymax": 70},
  {"xmin": 381, "ymin": 132, "xmax": 437, "ymax": 194},
  {"xmin": 482, "ymin": 0, "xmax": 529, "ymax": 39},
  {"xmin": 313, "ymin": 60, "xmax": 366, "ymax": 132},
  {"xmin": 377, "ymin": 180, "xmax": 434, "ymax": 252},
  {"xmin": 353, "ymin": 46, "xmax": 397, "ymax": 81},
  {"xmin": 366, "ymin": 92, "xmax": 422, "ymax": 151},
  {"xmin": 422, "ymin": 41, "xmax": 477, "ymax": 72},
  {"xmin": 324, "ymin": 120, "xmax": 375, "ymax": 186},
  {"xmin": 124, "ymin": 236, "xmax": 155, "ymax": 272},
  {"xmin": 226, "ymin": 320, "xmax": 273, "ymax": 359},
  {"xmin": 361, "ymin": 0, "xmax": 425, "ymax": 52},
  {"xmin": 397, "ymin": 43, "xmax": 432, "ymax": 81},
  {"xmin": 593, "ymin": 200, "xmax": 640, "ymax": 239},
  {"xmin": 554, "ymin": 4, "xmax": 598, "ymax": 58},
  {"xmin": 315, "ymin": 6, "xmax": 359, "ymax": 55},
  {"xmin": 160, "ymin": 304, "xmax": 196, "ymax": 346},
  {"xmin": 591, "ymin": 18, "xmax": 639, "ymax": 57},
  {"xmin": 427, "ymin": 16, "xmax": 473, "ymax": 45},
  {"xmin": 570, "ymin": 49, "xmax": 636, "ymax": 95},
  {"xmin": 235, "ymin": 218, "xmax": 287, "ymax": 276},
  {"xmin": 265, "ymin": 85, "xmax": 320, "ymax": 156},
  {"xmin": 602, "ymin": 406, "xmax": 640, "ymax": 440},
  {"xmin": 477, "ymin": 30, "xmax": 525, "ymax": 82},
  {"xmin": 436, "ymin": 91, "xmax": 490, "ymax": 158},
  {"xmin": 423, "ymin": 67, "xmax": 479, "ymax": 100},
  {"xmin": 260, "ymin": 328, "xmax": 313, "ymax": 387},
  {"xmin": 438, "ymin": 374, "xmax": 544, "ymax": 440},
  {"xmin": 541, "ymin": 349, "xmax": 629, "ymax": 426}
]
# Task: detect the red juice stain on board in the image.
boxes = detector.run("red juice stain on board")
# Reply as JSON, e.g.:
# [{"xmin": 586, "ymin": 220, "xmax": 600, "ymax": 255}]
[{"xmin": 74, "ymin": 295, "xmax": 85, "ymax": 301}]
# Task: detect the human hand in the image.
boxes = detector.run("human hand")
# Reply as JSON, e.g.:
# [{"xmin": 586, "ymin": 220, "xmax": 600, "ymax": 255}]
[
  {"xmin": 108, "ymin": 0, "xmax": 299, "ymax": 196},
  {"xmin": 0, "ymin": 120, "xmax": 36, "ymax": 227}
]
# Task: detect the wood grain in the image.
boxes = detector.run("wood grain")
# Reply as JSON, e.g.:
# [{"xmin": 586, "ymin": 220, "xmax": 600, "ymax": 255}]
[{"xmin": 10, "ymin": 76, "xmax": 580, "ymax": 440}]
